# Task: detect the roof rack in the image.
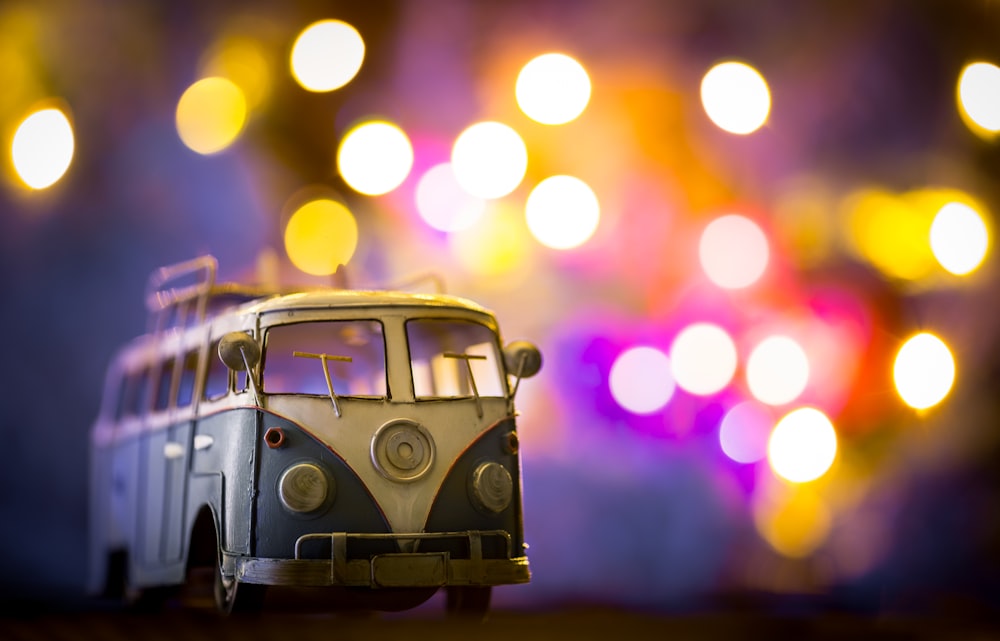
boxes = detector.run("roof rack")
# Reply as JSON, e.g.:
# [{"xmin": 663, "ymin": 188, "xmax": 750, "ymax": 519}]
[{"xmin": 145, "ymin": 256, "xmax": 218, "ymax": 333}]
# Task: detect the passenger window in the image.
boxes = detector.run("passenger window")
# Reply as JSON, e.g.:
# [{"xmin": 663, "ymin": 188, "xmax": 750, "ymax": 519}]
[
  {"xmin": 154, "ymin": 359, "xmax": 175, "ymax": 412},
  {"xmin": 263, "ymin": 321, "xmax": 387, "ymax": 397},
  {"xmin": 114, "ymin": 375, "xmax": 130, "ymax": 420},
  {"xmin": 204, "ymin": 339, "xmax": 229, "ymax": 400},
  {"xmin": 128, "ymin": 369, "xmax": 152, "ymax": 416},
  {"xmin": 177, "ymin": 350, "xmax": 198, "ymax": 407}
]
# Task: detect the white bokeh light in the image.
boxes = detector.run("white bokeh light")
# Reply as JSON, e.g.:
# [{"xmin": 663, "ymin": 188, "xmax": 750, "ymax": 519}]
[
  {"xmin": 290, "ymin": 20, "xmax": 365, "ymax": 92},
  {"xmin": 11, "ymin": 107, "xmax": 75, "ymax": 189},
  {"xmin": 451, "ymin": 121, "xmax": 528, "ymax": 199},
  {"xmin": 930, "ymin": 202, "xmax": 989, "ymax": 276},
  {"xmin": 746, "ymin": 336, "xmax": 810, "ymax": 406},
  {"xmin": 957, "ymin": 61, "xmax": 1000, "ymax": 135},
  {"xmin": 768, "ymin": 407, "xmax": 838, "ymax": 483},
  {"xmin": 336, "ymin": 121, "xmax": 413, "ymax": 196},
  {"xmin": 525, "ymin": 175, "xmax": 600, "ymax": 250},
  {"xmin": 893, "ymin": 333, "xmax": 955, "ymax": 410},
  {"xmin": 609, "ymin": 346, "xmax": 676, "ymax": 415},
  {"xmin": 699, "ymin": 214, "xmax": 769, "ymax": 289},
  {"xmin": 670, "ymin": 323, "xmax": 738, "ymax": 396},
  {"xmin": 516, "ymin": 53, "xmax": 592, "ymax": 125},
  {"xmin": 701, "ymin": 61, "xmax": 771, "ymax": 135}
]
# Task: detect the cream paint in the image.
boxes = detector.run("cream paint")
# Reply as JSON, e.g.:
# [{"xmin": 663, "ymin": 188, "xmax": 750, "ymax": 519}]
[{"xmin": 267, "ymin": 395, "xmax": 510, "ymax": 535}]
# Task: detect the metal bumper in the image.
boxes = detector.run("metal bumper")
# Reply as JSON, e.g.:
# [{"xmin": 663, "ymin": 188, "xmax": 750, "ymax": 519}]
[{"xmin": 226, "ymin": 530, "xmax": 530, "ymax": 588}]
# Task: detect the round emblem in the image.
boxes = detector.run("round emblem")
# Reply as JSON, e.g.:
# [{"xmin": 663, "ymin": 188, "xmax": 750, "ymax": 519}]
[{"xmin": 371, "ymin": 420, "xmax": 435, "ymax": 482}]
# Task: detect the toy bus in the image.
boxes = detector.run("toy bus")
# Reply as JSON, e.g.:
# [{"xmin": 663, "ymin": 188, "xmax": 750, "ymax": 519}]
[{"xmin": 88, "ymin": 256, "xmax": 540, "ymax": 615}]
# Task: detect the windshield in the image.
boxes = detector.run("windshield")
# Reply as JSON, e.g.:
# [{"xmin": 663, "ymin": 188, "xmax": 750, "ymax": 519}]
[
  {"xmin": 406, "ymin": 319, "xmax": 505, "ymax": 398},
  {"xmin": 263, "ymin": 320, "xmax": 387, "ymax": 397}
]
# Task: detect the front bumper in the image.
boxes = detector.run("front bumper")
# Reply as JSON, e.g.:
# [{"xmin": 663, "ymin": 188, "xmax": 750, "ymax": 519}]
[{"xmin": 225, "ymin": 530, "xmax": 530, "ymax": 588}]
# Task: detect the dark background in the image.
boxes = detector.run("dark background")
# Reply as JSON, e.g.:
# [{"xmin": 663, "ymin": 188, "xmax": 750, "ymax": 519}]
[{"xmin": 1, "ymin": 0, "xmax": 999, "ymax": 633}]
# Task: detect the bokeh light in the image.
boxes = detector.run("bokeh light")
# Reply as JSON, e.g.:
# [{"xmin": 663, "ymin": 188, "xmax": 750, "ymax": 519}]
[
  {"xmin": 11, "ymin": 107, "xmax": 74, "ymax": 189},
  {"xmin": 516, "ymin": 53, "xmax": 592, "ymax": 125},
  {"xmin": 284, "ymin": 198, "xmax": 358, "ymax": 276},
  {"xmin": 768, "ymin": 407, "xmax": 837, "ymax": 483},
  {"xmin": 451, "ymin": 121, "xmax": 528, "ymax": 199},
  {"xmin": 201, "ymin": 36, "xmax": 272, "ymax": 109},
  {"xmin": 930, "ymin": 202, "xmax": 989, "ymax": 276},
  {"xmin": 337, "ymin": 121, "xmax": 413, "ymax": 196},
  {"xmin": 746, "ymin": 336, "xmax": 810, "ymax": 406},
  {"xmin": 449, "ymin": 203, "xmax": 533, "ymax": 277},
  {"xmin": 957, "ymin": 61, "xmax": 1000, "ymax": 137},
  {"xmin": 175, "ymin": 77, "xmax": 247, "ymax": 155},
  {"xmin": 290, "ymin": 19, "xmax": 365, "ymax": 92},
  {"xmin": 699, "ymin": 214, "xmax": 769, "ymax": 289},
  {"xmin": 670, "ymin": 323, "xmax": 738, "ymax": 396},
  {"xmin": 843, "ymin": 189, "xmax": 937, "ymax": 281},
  {"xmin": 893, "ymin": 333, "xmax": 955, "ymax": 410},
  {"xmin": 609, "ymin": 346, "xmax": 676, "ymax": 415},
  {"xmin": 415, "ymin": 162, "xmax": 486, "ymax": 232},
  {"xmin": 525, "ymin": 175, "xmax": 600, "ymax": 250},
  {"xmin": 719, "ymin": 401, "xmax": 775, "ymax": 463},
  {"xmin": 700, "ymin": 61, "xmax": 771, "ymax": 135},
  {"xmin": 753, "ymin": 485, "xmax": 832, "ymax": 558}
]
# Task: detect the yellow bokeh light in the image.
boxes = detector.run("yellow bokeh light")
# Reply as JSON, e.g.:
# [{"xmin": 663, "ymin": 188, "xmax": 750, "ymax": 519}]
[
  {"xmin": 893, "ymin": 333, "xmax": 955, "ymax": 410},
  {"xmin": 768, "ymin": 407, "xmax": 837, "ymax": 483},
  {"xmin": 337, "ymin": 121, "xmax": 413, "ymax": 196},
  {"xmin": 449, "ymin": 204, "xmax": 531, "ymax": 277},
  {"xmin": 700, "ymin": 61, "xmax": 771, "ymax": 135},
  {"xmin": 515, "ymin": 53, "xmax": 592, "ymax": 125},
  {"xmin": 930, "ymin": 202, "xmax": 989, "ymax": 276},
  {"xmin": 451, "ymin": 121, "xmax": 528, "ymax": 199},
  {"xmin": 525, "ymin": 175, "xmax": 600, "ymax": 250},
  {"xmin": 844, "ymin": 189, "xmax": 936, "ymax": 281},
  {"xmin": 609, "ymin": 346, "xmax": 676, "ymax": 415},
  {"xmin": 11, "ymin": 106, "xmax": 74, "ymax": 190},
  {"xmin": 290, "ymin": 19, "xmax": 365, "ymax": 92},
  {"xmin": 754, "ymin": 485, "xmax": 832, "ymax": 558},
  {"xmin": 670, "ymin": 323, "xmax": 738, "ymax": 396},
  {"xmin": 957, "ymin": 61, "xmax": 1000, "ymax": 137},
  {"xmin": 175, "ymin": 77, "xmax": 247, "ymax": 155},
  {"xmin": 415, "ymin": 162, "xmax": 486, "ymax": 232},
  {"xmin": 746, "ymin": 336, "xmax": 810, "ymax": 406},
  {"xmin": 699, "ymin": 214, "xmax": 769, "ymax": 289},
  {"xmin": 284, "ymin": 198, "xmax": 358, "ymax": 276},
  {"xmin": 201, "ymin": 36, "xmax": 272, "ymax": 109}
]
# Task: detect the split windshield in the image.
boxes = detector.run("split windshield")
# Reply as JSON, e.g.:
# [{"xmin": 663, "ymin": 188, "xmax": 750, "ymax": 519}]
[
  {"xmin": 263, "ymin": 320, "xmax": 387, "ymax": 397},
  {"xmin": 406, "ymin": 319, "xmax": 505, "ymax": 399}
]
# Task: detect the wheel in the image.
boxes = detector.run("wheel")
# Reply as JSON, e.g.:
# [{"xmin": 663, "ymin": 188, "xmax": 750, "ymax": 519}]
[
  {"xmin": 445, "ymin": 586, "xmax": 491, "ymax": 620},
  {"xmin": 214, "ymin": 564, "xmax": 267, "ymax": 614}
]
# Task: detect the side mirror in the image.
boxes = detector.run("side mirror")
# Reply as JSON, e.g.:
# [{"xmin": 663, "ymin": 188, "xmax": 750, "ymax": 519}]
[
  {"xmin": 219, "ymin": 331, "xmax": 260, "ymax": 371},
  {"xmin": 503, "ymin": 341, "xmax": 542, "ymax": 379}
]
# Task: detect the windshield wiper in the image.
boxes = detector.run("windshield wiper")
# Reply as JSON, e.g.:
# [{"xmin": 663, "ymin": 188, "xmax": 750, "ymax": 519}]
[
  {"xmin": 443, "ymin": 352, "xmax": 486, "ymax": 418},
  {"xmin": 293, "ymin": 351, "xmax": 353, "ymax": 418}
]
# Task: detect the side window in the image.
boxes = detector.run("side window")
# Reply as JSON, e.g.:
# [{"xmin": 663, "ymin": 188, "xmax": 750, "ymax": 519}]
[
  {"xmin": 126, "ymin": 368, "xmax": 152, "ymax": 417},
  {"xmin": 114, "ymin": 375, "xmax": 130, "ymax": 420},
  {"xmin": 177, "ymin": 350, "xmax": 198, "ymax": 407},
  {"xmin": 204, "ymin": 339, "xmax": 229, "ymax": 401},
  {"xmin": 154, "ymin": 358, "xmax": 175, "ymax": 412}
]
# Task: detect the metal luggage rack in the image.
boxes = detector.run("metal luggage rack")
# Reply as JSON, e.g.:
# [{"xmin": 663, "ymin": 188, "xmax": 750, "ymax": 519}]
[{"xmin": 143, "ymin": 255, "xmax": 450, "ymax": 335}]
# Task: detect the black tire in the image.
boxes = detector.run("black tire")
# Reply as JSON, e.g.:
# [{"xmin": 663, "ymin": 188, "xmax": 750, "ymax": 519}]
[{"xmin": 445, "ymin": 586, "xmax": 491, "ymax": 620}]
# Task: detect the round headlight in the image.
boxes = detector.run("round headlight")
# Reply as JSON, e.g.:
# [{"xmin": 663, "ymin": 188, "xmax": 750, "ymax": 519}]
[
  {"xmin": 471, "ymin": 462, "xmax": 513, "ymax": 513},
  {"xmin": 278, "ymin": 463, "xmax": 330, "ymax": 513}
]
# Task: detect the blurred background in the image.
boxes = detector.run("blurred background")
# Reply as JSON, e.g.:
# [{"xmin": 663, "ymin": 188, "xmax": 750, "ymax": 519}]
[{"xmin": 1, "ymin": 0, "xmax": 999, "ymax": 618}]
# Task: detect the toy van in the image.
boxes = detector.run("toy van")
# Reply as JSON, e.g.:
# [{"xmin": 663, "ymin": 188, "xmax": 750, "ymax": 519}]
[{"xmin": 88, "ymin": 256, "xmax": 540, "ymax": 615}]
